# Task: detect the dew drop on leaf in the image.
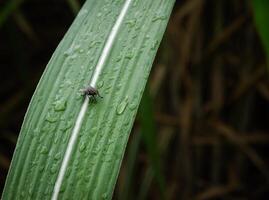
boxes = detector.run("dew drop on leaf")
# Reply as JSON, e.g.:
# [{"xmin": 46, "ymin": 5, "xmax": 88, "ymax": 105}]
[
  {"xmin": 28, "ymin": 183, "xmax": 34, "ymax": 196},
  {"xmin": 40, "ymin": 146, "xmax": 49, "ymax": 154},
  {"xmin": 54, "ymin": 152, "xmax": 61, "ymax": 160},
  {"xmin": 60, "ymin": 120, "xmax": 73, "ymax": 131},
  {"xmin": 45, "ymin": 113, "xmax": 58, "ymax": 123},
  {"xmin": 115, "ymin": 55, "xmax": 122, "ymax": 62},
  {"xmin": 117, "ymin": 96, "xmax": 129, "ymax": 115},
  {"xmin": 50, "ymin": 164, "xmax": 58, "ymax": 174},
  {"xmin": 125, "ymin": 51, "xmax": 134, "ymax": 59},
  {"xmin": 63, "ymin": 48, "xmax": 72, "ymax": 57},
  {"xmin": 74, "ymin": 44, "xmax": 81, "ymax": 51},
  {"xmin": 39, "ymin": 165, "xmax": 45, "ymax": 172},
  {"xmin": 91, "ymin": 127, "xmax": 98, "ymax": 133},
  {"xmin": 151, "ymin": 40, "xmax": 159, "ymax": 50},
  {"xmin": 54, "ymin": 99, "xmax": 67, "ymax": 111},
  {"xmin": 79, "ymin": 142, "xmax": 86, "ymax": 152},
  {"xmin": 102, "ymin": 192, "xmax": 108, "ymax": 200},
  {"xmin": 97, "ymin": 80, "xmax": 104, "ymax": 88},
  {"xmin": 20, "ymin": 191, "xmax": 25, "ymax": 198},
  {"xmin": 152, "ymin": 14, "xmax": 167, "ymax": 22},
  {"xmin": 129, "ymin": 102, "xmax": 137, "ymax": 110},
  {"xmin": 33, "ymin": 128, "xmax": 40, "ymax": 136},
  {"xmin": 125, "ymin": 19, "xmax": 136, "ymax": 27}
]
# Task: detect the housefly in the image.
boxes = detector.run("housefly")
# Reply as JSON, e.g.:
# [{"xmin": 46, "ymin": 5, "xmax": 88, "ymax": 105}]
[{"xmin": 80, "ymin": 86, "xmax": 103, "ymax": 101}]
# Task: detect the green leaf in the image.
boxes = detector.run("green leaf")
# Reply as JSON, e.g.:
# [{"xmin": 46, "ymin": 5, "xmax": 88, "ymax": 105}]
[
  {"xmin": 2, "ymin": 0, "xmax": 175, "ymax": 199},
  {"xmin": 66, "ymin": 0, "xmax": 81, "ymax": 15},
  {"xmin": 0, "ymin": 0, "xmax": 25, "ymax": 27},
  {"xmin": 139, "ymin": 86, "xmax": 165, "ymax": 197},
  {"xmin": 253, "ymin": 0, "xmax": 269, "ymax": 61}
]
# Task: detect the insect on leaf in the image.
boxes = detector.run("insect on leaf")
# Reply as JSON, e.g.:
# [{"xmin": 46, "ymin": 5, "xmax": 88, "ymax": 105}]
[{"xmin": 2, "ymin": 0, "xmax": 175, "ymax": 199}]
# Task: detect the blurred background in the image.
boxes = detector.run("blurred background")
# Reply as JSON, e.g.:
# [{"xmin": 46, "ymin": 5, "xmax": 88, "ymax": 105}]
[{"xmin": 1, "ymin": 0, "xmax": 269, "ymax": 199}]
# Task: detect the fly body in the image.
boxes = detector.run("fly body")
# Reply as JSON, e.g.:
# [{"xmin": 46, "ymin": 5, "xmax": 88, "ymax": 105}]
[{"xmin": 80, "ymin": 86, "xmax": 103, "ymax": 101}]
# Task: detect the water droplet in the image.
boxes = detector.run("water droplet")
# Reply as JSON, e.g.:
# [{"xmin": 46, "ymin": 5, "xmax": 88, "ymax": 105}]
[
  {"xmin": 20, "ymin": 191, "xmax": 25, "ymax": 198},
  {"xmin": 37, "ymin": 94, "xmax": 43, "ymax": 102},
  {"xmin": 116, "ymin": 83, "xmax": 122, "ymax": 91},
  {"xmin": 102, "ymin": 192, "xmax": 108, "ymax": 199},
  {"xmin": 132, "ymin": 33, "xmax": 138, "ymax": 38},
  {"xmin": 84, "ymin": 175, "xmax": 91, "ymax": 183},
  {"xmin": 91, "ymin": 41, "xmax": 101, "ymax": 48},
  {"xmin": 60, "ymin": 120, "xmax": 73, "ymax": 131},
  {"xmin": 115, "ymin": 55, "xmax": 122, "ymax": 62},
  {"xmin": 74, "ymin": 160, "xmax": 79, "ymax": 166},
  {"xmin": 33, "ymin": 128, "xmax": 40, "ymax": 136},
  {"xmin": 46, "ymin": 113, "xmax": 58, "ymax": 123},
  {"xmin": 151, "ymin": 40, "xmax": 159, "ymax": 50},
  {"xmin": 28, "ymin": 184, "xmax": 34, "ymax": 195},
  {"xmin": 97, "ymin": 80, "xmax": 104, "ymax": 88},
  {"xmin": 125, "ymin": 19, "xmax": 136, "ymax": 27},
  {"xmin": 39, "ymin": 165, "xmax": 45, "ymax": 172},
  {"xmin": 50, "ymin": 164, "xmax": 58, "ymax": 174},
  {"xmin": 63, "ymin": 48, "xmax": 72, "ymax": 57},
  {"xmin": 40, "ymin": 146, "xmax": 49, "ymax": 154},
  {"xmin": 117, "ymin": 96, "xmax": 129, "ymax": 115},
  {"xmin": 91, "ymin": 127, "xmax": 98, "ymax": 133},
  {"xmin": 65, "ymin": 167, "xmax": 71, "ymax": 177},
  {"xmin": 105, "ymin": 85, "xmax": 112, "ymax": 94},
  {"xmin": 79, "ymin": 142, "xmax": 86, "ymax": 152},
  {"xmin": 54, "ymin": 99, "xmax": 67, "ymax": 111},
  {"xmin": 70, "ymin": 53, "xmax": 78, "ymax": 60},
  {"xmin": 129, "ymin": 102, "xmax": 137, "ymax": 110},
  {"xmin": 125, "ymin": 50, "xmax": 134, "ymax": 59},
  {"xmin": 79, "ymin": 9, "xmax": 88, "ymax": 16},
  {"xmin": 89, "ymin": 57, "xmax": 95, "ymax": 63},
  {"xmin": 108, "ymin": 138, "xmax": 115, "ymax": 145},
  {"xmin": 54, "ymin": 153, "xmax": 61, "ymax": 160},
  {"xmin": 82, "ymin": 9, "xmax": 88, "ymax": 14},
  {"xmin": 59, "ymin": 188, "xmax": 65, "ymax": 194},
  {"xmin": 152, "ymin": 14, "xmax": 167, "ymax": 22},
  {"xmin": 92, "ymin": 149, "xmax": 98, "ymax": 155},
  {"xmin": 74, "ymin": 44, "xmax": 81, "ymax": 51},
  {"xmin": 31, "ymin": 161, "xmax": 38, "ymax": 168}
]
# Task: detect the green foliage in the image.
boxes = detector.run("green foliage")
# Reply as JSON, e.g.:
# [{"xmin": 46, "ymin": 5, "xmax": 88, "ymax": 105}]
[
  {"xmin": 139, "ymin": 87, "xmax": 165, "ymax": 197},
  {"xmin": 0, "ymin": 0, "xmax": 24, "ymax": 27},
  {"xmin": 253, "ymin": 0, "xmax": 269, "ymax": 61},
  {"xmin": 2, "ymin": 0, "xmax": 175, "ymax": 199}
]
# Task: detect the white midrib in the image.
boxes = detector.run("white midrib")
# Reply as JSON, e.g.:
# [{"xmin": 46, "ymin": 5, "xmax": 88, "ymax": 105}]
[{"xmin": 51, "ymin": 0, "xmax": 132, "ymax": 199}]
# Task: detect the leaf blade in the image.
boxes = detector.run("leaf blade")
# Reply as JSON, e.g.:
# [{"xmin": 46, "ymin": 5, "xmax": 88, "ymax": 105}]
[{"xmin": 2, "ymin": 0, "xmax": 175, "ymax": 199}]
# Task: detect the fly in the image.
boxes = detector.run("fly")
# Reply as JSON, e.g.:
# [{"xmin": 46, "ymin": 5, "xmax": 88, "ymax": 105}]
[{"xmin": 80, "ymin": 86, "xmax": 103, "ymax": 101}]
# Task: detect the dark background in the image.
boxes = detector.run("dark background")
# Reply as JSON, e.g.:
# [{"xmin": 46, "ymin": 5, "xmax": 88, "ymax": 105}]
[{"xmin": 0, "ymin": 0, "xmax": 269, "ymax": 199}]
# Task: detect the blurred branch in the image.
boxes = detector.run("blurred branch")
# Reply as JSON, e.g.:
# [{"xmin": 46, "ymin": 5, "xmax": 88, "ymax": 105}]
[
  {"xmin": 230, "ymin": 64, "xmax": 265, "ymax": 102},
  {"xmin": 174, "ymin": 0, "xmax": 202, "ymax": 22},
  {"xmin": 13, "ymin": 9, "xmax": 40, "ymax": 44},
  {"xmin": 257, "ymin": 81, "xmax": 269, "ymax": 101},
  {"xmin": 205, "ymin": 15, "xmax": 247, "ymax": 56},
  {"xmin": 194, "ymin": 184, "xmax": 238, "ymax": 200},
  {"xmin": 0, "ymin": 153, "xmax": 10, "ymax": 170},
  {"xmin": 192, "ymin": 133, "xmax": 269, "ymax": 145},
  {"xmin": 210, "ymin": 120, "xmax": 269, "ymax": 182}
]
